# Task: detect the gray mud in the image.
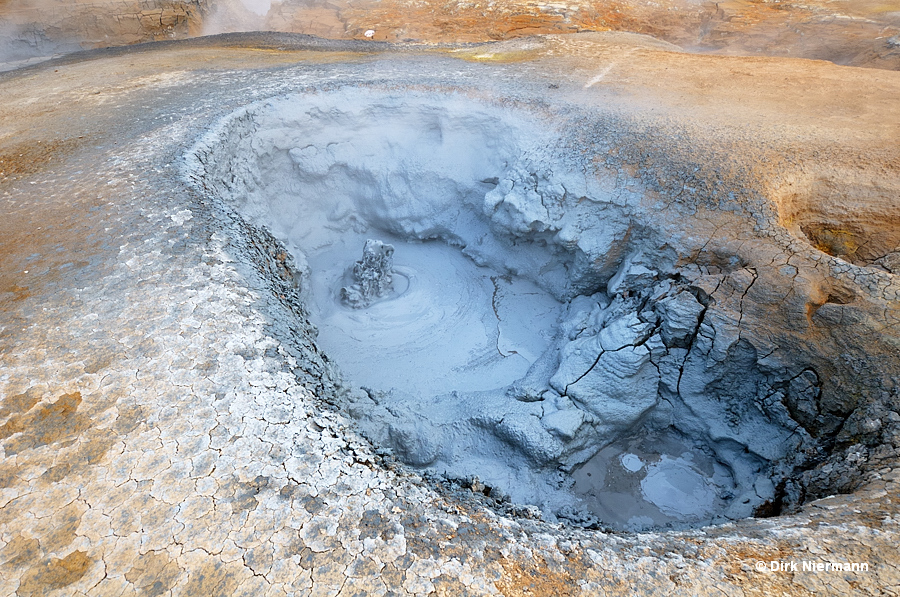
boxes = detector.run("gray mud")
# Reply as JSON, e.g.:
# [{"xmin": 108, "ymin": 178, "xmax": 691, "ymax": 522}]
[{"xmin": 187, "ymin": 87, "xmax": 835, "ymax": 530}]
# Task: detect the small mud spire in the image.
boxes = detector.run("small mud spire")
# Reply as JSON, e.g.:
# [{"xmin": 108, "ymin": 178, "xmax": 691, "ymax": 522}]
[{"xmin": 340, "ymin": 239, "xmax": 395, "ymax": 308}]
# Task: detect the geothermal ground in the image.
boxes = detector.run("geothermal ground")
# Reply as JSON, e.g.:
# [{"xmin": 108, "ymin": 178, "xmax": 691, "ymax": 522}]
[{"xmin": 1, "ymin": 3, "xmax": 900, "ymax": 596}]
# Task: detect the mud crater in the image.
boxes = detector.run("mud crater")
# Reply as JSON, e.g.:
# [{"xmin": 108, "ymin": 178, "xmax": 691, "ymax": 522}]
[{"xmin": 188, "ymin": 88, "xmax": 866, "ymax": 531}]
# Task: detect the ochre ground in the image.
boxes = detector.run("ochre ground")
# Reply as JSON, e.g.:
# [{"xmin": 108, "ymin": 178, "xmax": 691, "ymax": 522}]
[
  {"xmin": 0, "ymin": 33, "xmax": 898, "ymax": 595},
  {"xmin": 2, "ymin": 0, "xmax": 900, "ymax": 69}
]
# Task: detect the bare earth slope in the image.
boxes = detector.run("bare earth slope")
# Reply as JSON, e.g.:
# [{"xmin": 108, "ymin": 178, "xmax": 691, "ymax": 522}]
[{"xmin": 2, "ymin": 0, "xmax": 900, "ymax": 69}]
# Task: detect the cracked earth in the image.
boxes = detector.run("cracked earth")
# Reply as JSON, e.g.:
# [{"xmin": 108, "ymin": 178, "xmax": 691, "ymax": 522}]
[{"xmin": 0, "ymin": 10, "xmax": 899, "ymax": 597}]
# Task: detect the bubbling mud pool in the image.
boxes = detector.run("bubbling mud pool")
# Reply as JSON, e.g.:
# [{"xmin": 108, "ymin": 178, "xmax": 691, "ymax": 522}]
[
  {"xmin": 308, "ymin": 233, "xmax": 562, "ymax": 397},
  {"xmin": 188, "ymin": 88, "xmax": 802, "ymax": 531}
]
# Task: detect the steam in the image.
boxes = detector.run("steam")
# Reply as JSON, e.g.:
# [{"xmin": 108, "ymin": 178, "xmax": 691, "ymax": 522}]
[
  {"xmin": 0, "ymin": 6, "xmax": 77, "ymax": 71},
  {"xmin": 0, "ymin": 0, "xmax": 285, "ymax": 70},
  {"xmin": 0, "ymin": 18, "xmax": 21, "ymax": 66},
  {"xmin": 240, "ymin": 0, "xmax": 274, "ymax": 17},
  {"xmin": 202, "ymin": 0, "xmax": 283, "ymax": 35}
]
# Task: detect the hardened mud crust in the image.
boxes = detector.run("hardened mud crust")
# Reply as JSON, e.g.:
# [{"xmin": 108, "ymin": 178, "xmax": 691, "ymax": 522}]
[{"xmin": 0, "ymin": 33, "xmax": 899, "ymax": 596}]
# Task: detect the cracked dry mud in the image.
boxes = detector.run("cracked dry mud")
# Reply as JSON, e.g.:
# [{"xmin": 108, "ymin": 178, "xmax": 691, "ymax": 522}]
[{"xmin": 0, "ymin": 27, "xmax": 899, "ymax": 597}]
